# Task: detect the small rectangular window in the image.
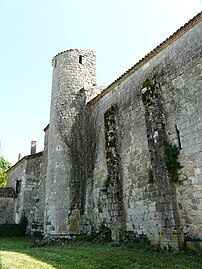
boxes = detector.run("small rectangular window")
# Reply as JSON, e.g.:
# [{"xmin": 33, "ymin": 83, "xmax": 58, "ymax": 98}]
[{"xmin": 79, "ymin": 55, "xmax": 83, "ymax": 64}]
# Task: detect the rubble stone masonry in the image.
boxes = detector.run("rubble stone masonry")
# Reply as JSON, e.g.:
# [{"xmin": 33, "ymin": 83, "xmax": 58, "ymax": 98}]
[{"xmin": 3, "ymin": 13, "xmax": 202, "ymax": 250}]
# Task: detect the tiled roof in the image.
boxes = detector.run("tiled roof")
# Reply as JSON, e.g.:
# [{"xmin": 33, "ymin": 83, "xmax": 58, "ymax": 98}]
[
  {"xmin": 0, "ymin": 187, "xmax": 17, "ymax": 198},
  {"xmin": 89, "ymin": 12, "xmax": 202, "ymax": 105}
]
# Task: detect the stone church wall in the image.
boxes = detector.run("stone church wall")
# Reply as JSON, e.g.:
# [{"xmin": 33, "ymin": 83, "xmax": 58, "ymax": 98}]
[{"xmin": 85, "ymin": 17, "xmax": 202, "ymax": 248}]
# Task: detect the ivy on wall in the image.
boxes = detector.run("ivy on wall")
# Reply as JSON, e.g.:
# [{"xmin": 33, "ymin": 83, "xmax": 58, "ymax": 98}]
[
  {"xmin": 142, "ymin": 79, "xmax": 157, "ymax": 106},
  {"xmin": 103, "ymin": 106, "xmax": 119, "ymax": 194},
  {"xmin": 164, "ymin": 143, "xmax": 183, "ymax": 183}
]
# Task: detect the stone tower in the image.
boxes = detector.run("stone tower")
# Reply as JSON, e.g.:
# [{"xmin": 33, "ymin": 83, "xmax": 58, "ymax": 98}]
[{"xmin": 44, "ymin": 49, "xmax": 96, "ymax": 235}]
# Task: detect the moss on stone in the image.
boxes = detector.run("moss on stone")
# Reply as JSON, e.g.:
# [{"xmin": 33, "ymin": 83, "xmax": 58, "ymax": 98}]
[
  {"xmin": 142, "ymin": 79, "xmax": 156, "ymax": 106},
  {"xmin": 107, "ymin": 160, "xmax": 113, "ymax": 169},
  {"xmin": 68, "ymin": 209, "xmax": 80, "ymax": 235},
  {"xmin": 102, "ymin": 176, "xmax": 110, "ymax": 194},
  {"xmin": 108, "ymin": 139, "xmax": 116, "ymax": 148},
  {"xmin": 143, "ymin": 79, "xmax": 155, "ymax": 90},
  {"xmin": 148, "ymin": 168, "xmax": 154, "ymax": 183}
]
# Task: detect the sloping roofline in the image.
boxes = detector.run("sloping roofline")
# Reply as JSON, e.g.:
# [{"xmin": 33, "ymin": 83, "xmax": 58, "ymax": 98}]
[
  {"xmin": 89, "ymin": 12, "xmax": 201, "ymax": 105},
  {"xmin": 6, "ymin": 151, "xmax": 43, "ymax": 173}
]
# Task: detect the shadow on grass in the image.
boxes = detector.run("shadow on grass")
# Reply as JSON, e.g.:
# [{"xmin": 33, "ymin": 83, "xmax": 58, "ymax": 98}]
[
  {"xmin": 0, "ymin": 236, "xmax": 202, "ymax": 269},
  {"xmin": 0, "ymin": 236, "xmax": 108, "ymax": 269}
]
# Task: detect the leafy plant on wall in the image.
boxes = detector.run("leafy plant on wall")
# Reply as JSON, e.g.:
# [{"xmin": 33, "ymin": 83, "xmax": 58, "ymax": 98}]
[{"xmin": 164, "ymin": 143, "xmax": 183, "ymax": 183}]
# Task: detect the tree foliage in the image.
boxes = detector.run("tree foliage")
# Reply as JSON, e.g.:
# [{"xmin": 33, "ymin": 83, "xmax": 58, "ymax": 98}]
[
  {"xmin": 0, "ymin": 157, "xmax": 11, "ymax": 171},
  {"xmin": 0, "ymin": 157, "xmax": 12, "ymax": 188}
]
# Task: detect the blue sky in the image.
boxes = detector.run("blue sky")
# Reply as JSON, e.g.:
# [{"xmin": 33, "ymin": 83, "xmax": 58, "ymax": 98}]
[{"xmin": 0, "ymin": 0, "xmax": 201, "ymax": 164}]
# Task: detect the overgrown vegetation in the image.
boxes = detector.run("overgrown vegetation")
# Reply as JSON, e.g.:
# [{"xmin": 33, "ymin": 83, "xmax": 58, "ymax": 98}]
[
  {"xmin": 148, "ymin": 168, "xmax": 154, "ymax": 183},
  {"xmin": 0, "ymin": 215, "xmax": 28, "ymax": 237},
  {"xmin": 142, "ymin": 79, "xmax": 157, "ymax": 106},
  {"xmin": 142, "ymin": 79, "xmax": 156, "ymax": 90},
  {"xmin": 102, "ymin": 175, "xmax": 110, "ymax": 194},
  {"xmin": 0, "ymin": 237, "xmax": 202, "ymax": 269},
  {"xmin": 75, "ymin": 225, "xmax": 111, "ymax": 243},
  {"xmin": 164, "ymin": 143, "xmax": 183, "ymax": 183},
  {"xmin": 103, "ymin": 106, "xmax": 118, "ymax": 195}
]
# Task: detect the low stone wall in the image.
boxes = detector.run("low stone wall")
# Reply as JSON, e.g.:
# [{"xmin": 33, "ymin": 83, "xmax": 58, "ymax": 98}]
[{"xmin": 0, "ymin": 197, "xmax": 15, "ymax": 224}]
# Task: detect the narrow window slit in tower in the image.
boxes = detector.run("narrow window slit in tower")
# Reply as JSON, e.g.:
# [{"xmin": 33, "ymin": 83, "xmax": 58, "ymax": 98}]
[
  {"xmin": 16, "ymin": 180, "xmax": 21, "ymax": 194},
  {"xmin": 175, "ymin": 125, "xmax": 182, "ymax": 150},
  {"xmin": 54, "ymin": 59, "xmax": 57, "ymax": 68},
  {"xmin": 79, "ymin": 55, "xmax": 83, "ymax": 64}
]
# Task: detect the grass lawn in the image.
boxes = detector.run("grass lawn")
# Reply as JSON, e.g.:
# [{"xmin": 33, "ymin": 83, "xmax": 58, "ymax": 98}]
[{"xmin": 0, "ymin": 237, "xmax": 202, "ymax": 269}]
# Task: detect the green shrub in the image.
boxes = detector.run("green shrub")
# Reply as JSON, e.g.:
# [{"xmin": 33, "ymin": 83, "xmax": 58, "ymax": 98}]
[{"xmin": 164, "ymin": 143, "xmax": 183, "ymax": 183}]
